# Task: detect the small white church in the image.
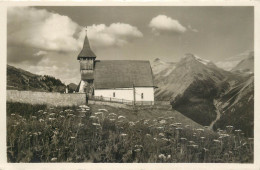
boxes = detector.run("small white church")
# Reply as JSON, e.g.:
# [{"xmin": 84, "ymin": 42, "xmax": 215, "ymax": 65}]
[{"xmin": 76, "ymin": 32, "xmax": 156, "ymax": 105}]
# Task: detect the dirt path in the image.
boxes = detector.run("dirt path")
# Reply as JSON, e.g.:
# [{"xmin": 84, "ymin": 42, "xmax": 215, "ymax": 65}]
[{"xmin": 209, "ymin": 100, "xmax": 221, "ymax": 130}]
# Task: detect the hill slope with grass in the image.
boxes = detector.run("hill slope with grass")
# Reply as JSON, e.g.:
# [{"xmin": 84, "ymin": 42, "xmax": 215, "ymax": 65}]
[{"xmin": 7, "ymin": 64, "xmax": 66, "ymax": 93}]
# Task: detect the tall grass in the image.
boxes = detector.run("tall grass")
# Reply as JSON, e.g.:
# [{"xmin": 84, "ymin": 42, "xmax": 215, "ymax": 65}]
[{"xmin": 7, "ymin": 102, "xmax": 253, "ymax": 163}]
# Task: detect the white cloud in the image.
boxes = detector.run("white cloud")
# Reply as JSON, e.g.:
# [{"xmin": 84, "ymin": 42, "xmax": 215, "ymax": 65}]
[
  {"xmin": 86, "ymin": 23, "xmax": 143, "ymax": 47},
  {"xmin": 8, "ymin": 7, "xmax": 84, "ymax": 52},
  {"xmin": 188, "ymin": 25, "xmax": 198, "ymax": 33},
  {"xmin": 8, "ymin": 7, "xmax": 143, "ymax": 52},
  {"xmin": 149, "ymin": 15, "xmax": 187, "ymax": 35},
  {"xmin": 33, "ymin": 51, "xmax": 48, "ymax": 56}
]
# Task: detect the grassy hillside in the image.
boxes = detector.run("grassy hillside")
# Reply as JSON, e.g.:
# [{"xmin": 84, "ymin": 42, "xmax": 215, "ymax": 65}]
[
  {"xmin": 7, "ymin": 65, "xmax": 66, "ymax": 93},
  {"xmin": 7, "ymin": 102, "xmax": 253, "ymax": 163}
]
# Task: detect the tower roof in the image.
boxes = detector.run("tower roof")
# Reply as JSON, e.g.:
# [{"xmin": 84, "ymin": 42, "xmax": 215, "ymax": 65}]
[{"xmin": 77, "ymin": 31, "xmax": 96, "ymax": 60}]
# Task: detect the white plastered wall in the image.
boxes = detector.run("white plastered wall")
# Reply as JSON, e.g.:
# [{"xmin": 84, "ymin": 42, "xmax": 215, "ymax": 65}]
[{"xmin": 94, "ymin": 87, "xmax": 154, "ymax": 102}]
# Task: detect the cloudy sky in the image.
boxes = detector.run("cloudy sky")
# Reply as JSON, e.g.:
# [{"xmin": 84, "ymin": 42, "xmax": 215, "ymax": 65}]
[{"xmin": 7, "ymin": 6, "xmax": 254, "ymax": 84}]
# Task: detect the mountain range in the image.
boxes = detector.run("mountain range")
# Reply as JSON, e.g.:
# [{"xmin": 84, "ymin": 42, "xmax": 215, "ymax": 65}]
[{"xmin": 152, "ymin": 51, "xmax": 254, "ymax": 137}]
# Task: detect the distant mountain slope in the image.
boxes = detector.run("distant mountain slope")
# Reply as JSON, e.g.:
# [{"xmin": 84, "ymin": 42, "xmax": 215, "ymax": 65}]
[
  {"xmin": 215, "ymin": 51, "xmax": 253, "ymax": 71},
  {"xmin": 152, "ymin": 53, "xmax": 254, "ymax": 136},
  {"xmin": 214, "ymin": 75, "xmax": 254, "ymax": 137},
  {"xmin": 7, "ymin": 65, "xmax": 66, "ymax": 93},
  {"xmin": 231, "ymin": 51, "xmax": 254, "ymax": 73}
]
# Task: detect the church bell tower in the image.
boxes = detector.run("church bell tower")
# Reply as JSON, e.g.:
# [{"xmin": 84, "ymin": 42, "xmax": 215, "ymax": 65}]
[{"xmin": 77, "ymin": 30, "xmax": 96, "ymax": 94}]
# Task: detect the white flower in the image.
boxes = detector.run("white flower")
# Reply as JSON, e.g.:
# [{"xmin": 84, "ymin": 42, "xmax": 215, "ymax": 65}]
[
  {"xmin": 94, "ymin": 112, "xmax": 103, "ymax": 115},
  {"xmin": 89, "ymin": 116, "xmax": 96, "ymax": 119},
  {"xmin": 98, "ymin": 109, "xmax": 108, "ymax": 112},
  {"xmin": 158, "ymin": 154, "xmax": 166, "ymax": 160},
  {"xmin": 118, "ymin": 115, "xmax": 126, "ymax": 119},
  {"xmin": 51, "ymin": 157, "xmax": 57, "ymax": 162},
  {"xmin": 120, "ymin": 133, "xmax": 128, "ymax": 137},
  {"xmin": 159, "ymin": 120, "xmax": 166, "ymax": 124},
  {"xmin": 109, "ymin": 113, "xmax": 117, "ymax": 116},
  {"xmin": 159, "ymin": 133, "xmax": 165, "ymax": 137}
]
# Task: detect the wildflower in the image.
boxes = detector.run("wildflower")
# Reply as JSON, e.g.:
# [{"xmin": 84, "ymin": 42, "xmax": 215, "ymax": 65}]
[
  {"xmin": 118, "ymin": 115, "xmax": 126, "ymax": 119},
  {"xmin": 167, "ymin": 155, "xmax": 171, "ymax": 160},
  {"xmin": 180, "ymin": 138, "xmax": 187, "ymax": 141},
  {"xmin": 146, "ymin": 134, "xmax": 151, "ymax": 137},
  {"xmin": 176, "ymin": 123, "xmax": 182, "ymax": 126},
  {"xmin": 11, "ymin": 113, "xmax": 15, "ymax": 116},
  {"xmin": 169, "ymin": 124, "xmax": 177, "ymax": 127},
  {"xmin": 95, "ymin": 112, "xmax": 103, "ymax": 115},
  {"xmin": 92, "ymin": 123, "xmax": 101, "ymax": 126},
  {"xmin": 213, "ymin": 139, "xmax": 221, "ymax": 143},
  {"xmin": 98, "ymin": 109, "xmax": 108, "ymax": 112},
  {"xmin": 109, "ymin": 113, "xmax": 116, "ymax": 116},
  {"xmin": 154, "ymin": 138, "xmax": 158, "ymax": 141},
  {"xmin": 109, "ymin": 119, "xmax": 115, "ymax": 121},
  {"xmin": 79, "ymin": 105, "xmax": 90, "ymax": 109},
  {"xmin": 189, "ymin": 141, "xmax": 195, "ymax": 144},
  {"xmin": 159, "ymin": 133, "xmax": 165, "ymax": 137},
  {"xmin": 120, "ymin": 133, "xmax": 128, "ymax": 137},
  {"xmin": 134, "ymin": 149, "xmax": 141, "ymax": 152},
  {"xmin": 38, "ymin": 110, "xmax": 43, "ymax": 113},
  {"xmin": 192, "ymin": 145, "xmax": 199, "ymax": 149},
  {"xmin": 70, "ymin": 136, "xmax": 76, "ymax": 139},
  {"xmin": 135, "ymin": 145, "xmax": 143, "ymax": 148},
  {"xmin": 89, "ymin": 116, "xmax": 96, "ymax": 119},
  {"xmin": 157, "ymin": 127, "xmax": 164, "ymax": 130},
  {"xmin": 200, "ymin": 137, "xmax": 205, "ymax": 140},
  {"xmin": 78, "ymin": 123, "xmax": 84, "ymax": 127},
  {"xmin": 235, "ymin": 129, "xmax": 242, "ymax": 133},
  {"xmin": 203, "ymin": 148, "xmax": 209, "ymax": 152},
  {"xmin": 162, "ymin": 138, "xmax": 169, "ymax": 142},
  {"xmin": 185, "ymin": 125, "xmax": 190, "ymax": 128},
  {"xmin": 159, "ymin": 120, "xmax": 166, "ymax": 124},
  {"xmin": 196, "ymin": 128, "xmax": 204, "ymax": 132},
  {"xmin": 242, "ymin": 142, "xmax": 247, "ymax": 146},
  {"xmin": 129, "ymin": 121, "xmax": 135, "ymax": 126},
  {"xmin": 31, "ymin": 116, "xmax": 37, "ymax": 119},
  {"xmin": 49, "ymin": 118, "xmax": 56, "ymax": 121},
  {"xmin": 51, "ymin": 157, "xmax": 57, "ymax": 162},
  {"xmin": 60, "ymin": 115, "xmax": 65, "ymax": 118},
  {"xmin": 43, "ymin": 112, "xmax": 47, "ymax": 114},
  {"xmin": 220, "ymin": 133, "xmax": 230, "ymax": 138},
  {"xmin": 226, "ymin": 125, "xmax": 233, "ymax": 128},
  {"xmin": 176, "ymin": 127, "xmax": 183, "ymax": 130},
  {"xmin": 39, "ymin": 119, "xmax": 44, "ymax": 122},
  {"xmin": 158, "ymin": 154, "xmax": 166, "ymax": 160}
]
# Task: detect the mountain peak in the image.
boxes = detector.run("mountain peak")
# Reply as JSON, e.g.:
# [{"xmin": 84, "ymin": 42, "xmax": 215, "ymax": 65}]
[{"xmin": 181, "ymin": 53, "xmax": 211, "ymax": 66}]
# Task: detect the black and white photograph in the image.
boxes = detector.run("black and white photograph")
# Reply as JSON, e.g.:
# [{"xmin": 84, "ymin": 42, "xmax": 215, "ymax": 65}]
[{"xmin": 3, "ymin": 4, "xmax": 258, "ymax": 167}]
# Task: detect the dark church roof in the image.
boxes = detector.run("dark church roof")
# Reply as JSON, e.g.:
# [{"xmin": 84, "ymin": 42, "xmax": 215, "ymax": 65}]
[
  {"xmin": 77, "ymin": 32, "xmax": 96, "ymax": 60},
  {"xmin": 94, "ymin": 60, "xmax": 155, "ymax": 89}
]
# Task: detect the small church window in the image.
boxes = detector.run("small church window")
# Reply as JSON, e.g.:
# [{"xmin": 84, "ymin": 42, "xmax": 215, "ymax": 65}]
[
  {"xmin": 141, "ymin": 93, "xmax": 144, "ymax": 99},
  {"xmin": 113, "ymin": 92, "xmax": 115, "ymax": 97}
]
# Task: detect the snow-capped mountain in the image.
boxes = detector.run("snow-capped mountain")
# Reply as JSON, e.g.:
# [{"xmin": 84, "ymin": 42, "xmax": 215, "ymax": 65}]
[{"xmin": 152, "ymin": 52, "xmax": 254, "ymax": 136}]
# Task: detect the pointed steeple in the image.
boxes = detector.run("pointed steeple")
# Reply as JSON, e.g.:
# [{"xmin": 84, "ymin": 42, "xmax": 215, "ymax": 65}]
[{"xmin": 77, "ymin": 29, "xmax": 96, "ymax": 60}]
